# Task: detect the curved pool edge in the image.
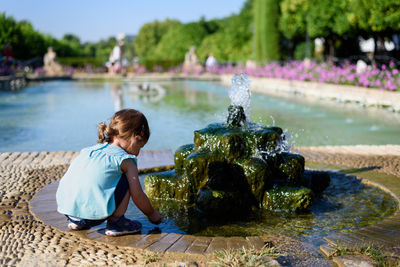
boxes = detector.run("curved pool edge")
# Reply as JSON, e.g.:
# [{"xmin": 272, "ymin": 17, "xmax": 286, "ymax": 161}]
[
  {"xmin": 15, "ymin": 146, "xmax": 399, "ymax": 256},
  {"xmin": 29, "ymin": 180, "xmax": 268, "ymax": 254},
  {"xmin": 295, "ymin": 146, "xmax": 400, "ymax": 257}
]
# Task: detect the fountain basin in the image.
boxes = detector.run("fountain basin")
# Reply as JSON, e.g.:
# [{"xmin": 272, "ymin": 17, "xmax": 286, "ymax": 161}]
[{"xmin": 24, "ymin": 149, "xmax": 399, "ymax": 254}]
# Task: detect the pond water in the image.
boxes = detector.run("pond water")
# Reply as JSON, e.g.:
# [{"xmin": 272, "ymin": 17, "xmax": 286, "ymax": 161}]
[
  {"xmin": 2, "ymin": 79, "xmax": 399, "ymax": 247},
  {"xmin": 1, "ymin": 80, "xmax": 400, "ymax": 152},
  {"xmin": 124, "ymin": 170, "xmax": 397, "ymax": 247}
]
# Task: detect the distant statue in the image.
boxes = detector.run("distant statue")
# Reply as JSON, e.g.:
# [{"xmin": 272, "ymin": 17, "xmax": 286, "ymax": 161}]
[
  {"xmin": 183, "ymin": 46, "xmax": 203, "ymax": 74},
  {"xmin": 43, "ymin": 47, "xmax": 63, "ymax": 76},
  {"xmin": 245, "ymin": 60, "xmax": 257, "ymax": 69},
  {"xmin": 205, "ymin": 53, "xmax": 218, "ymax": 71},
  {"xmin": 356, "ymin": 59, "xmax": 369, "ymax": 73},
  {"xmin": 107, "ymin": 42, "xmax": 125, "ymax": 75}
]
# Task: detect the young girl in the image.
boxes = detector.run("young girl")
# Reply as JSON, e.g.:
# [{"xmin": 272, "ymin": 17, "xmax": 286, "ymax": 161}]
[{"xmin": 56, "ymin": 109, "xmax": 161, "ymax": 236}]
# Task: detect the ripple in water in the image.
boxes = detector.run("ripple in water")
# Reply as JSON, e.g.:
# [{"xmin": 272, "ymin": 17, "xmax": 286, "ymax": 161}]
[{"xmin": 127, "ymin": 172, "xmax": 397, "ymax": 246}]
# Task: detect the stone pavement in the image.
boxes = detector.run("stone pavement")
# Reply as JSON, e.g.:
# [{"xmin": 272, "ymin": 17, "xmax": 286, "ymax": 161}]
[{"xmin": 0, "ymin": 146, "xmax": 399, "ymax": 265}]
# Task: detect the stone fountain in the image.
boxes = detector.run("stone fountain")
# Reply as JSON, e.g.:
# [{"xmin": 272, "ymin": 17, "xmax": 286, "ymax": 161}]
[{"xmin": 144, "ymin": 74, "xmax": 330, "ymax": 217}]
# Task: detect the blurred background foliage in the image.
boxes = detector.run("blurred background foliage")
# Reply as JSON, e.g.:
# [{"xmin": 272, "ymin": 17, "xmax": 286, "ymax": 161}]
[{"xmin": 1, "ymin": 0, "xmax": 400, "ymax": 70}]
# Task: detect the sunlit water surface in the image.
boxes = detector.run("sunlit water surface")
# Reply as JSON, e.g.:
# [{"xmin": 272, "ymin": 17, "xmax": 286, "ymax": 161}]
[
  {"xmin": 127, "ymin": 172, "xmax": 397, "ymax": 247},
  {"xmin": 1, "ymin": 80, "xmax": 400, "ymax": 152},
  {"xmin": 1, "ymin": 80, "xmax": 399, "ymax": 246}
]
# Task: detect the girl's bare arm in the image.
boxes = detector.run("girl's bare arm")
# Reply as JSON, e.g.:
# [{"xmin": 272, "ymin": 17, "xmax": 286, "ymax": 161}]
[{"xmin": 121, "ymin": 159, "xmax": 161, "ymax": 224}]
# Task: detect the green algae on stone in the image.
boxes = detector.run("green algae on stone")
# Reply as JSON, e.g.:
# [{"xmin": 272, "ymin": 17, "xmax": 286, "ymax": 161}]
[
  {"xmin": 184, "ymin": 150, "xmax": 225, "ymax": 198},
  {"xmin": 174, "ymin": 144, "xmax": 195, "ymax": 176},
  {"xmin": 144, "ymin": 170, "xmax": 189, "ymax": 201},
  {"xmin": 194, "ymin": 123, "xmax": 249, "ymax": 160},
  {"xmin": 237, "ymin": 157, "xmax": 273, "ymax": 203},
  {"xmin": 256, "ymin": 129, "xmax": 281, "ymax": 153},
  {"xmin": 143, "ymin": 106, "xmax": 328, "ymax": 217},
  {"xmin": 262, "ymin": 186, "xmax": 313, "ymax": 212},
  {"xmin": 193, "ymin": 123, "xmax": 282, "ymax": 161},
  {"xmin": 278, "ymin": 153, "xmax": 305, "ymax": 184}
]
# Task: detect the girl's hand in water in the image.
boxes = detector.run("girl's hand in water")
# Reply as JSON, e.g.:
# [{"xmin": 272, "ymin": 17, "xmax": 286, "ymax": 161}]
[{"xmin": 148, "ymin": 210, "xmax": 162, "ymax": 224}]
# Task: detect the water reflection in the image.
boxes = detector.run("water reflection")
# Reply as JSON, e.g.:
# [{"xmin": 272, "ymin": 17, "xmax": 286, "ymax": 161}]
[
  {"xmin": 109, "ymin": 83, "xmax": 124, "ymax": 111},
  {"xmin": 128, "ymin": 82, "xmax": 166, "ymax": 103},
  {"xmin": 129, "ymin": 172, "xmax": 396, "ymax": 245},
  {"xmin": 1, "ymin": 80, "xmax": 400, "ymax": 152}
]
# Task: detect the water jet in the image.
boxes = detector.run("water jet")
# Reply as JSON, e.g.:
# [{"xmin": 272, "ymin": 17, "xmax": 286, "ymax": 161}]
[{"xmin": 144, "ymin": 74, "xmax": 331, "ymax": 217}]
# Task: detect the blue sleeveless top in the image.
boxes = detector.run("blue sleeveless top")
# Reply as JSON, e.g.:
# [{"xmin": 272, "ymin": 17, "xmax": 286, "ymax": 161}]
[{"xmin": 56, "ymin": 143, "xmax": 137, "ymax": 220}]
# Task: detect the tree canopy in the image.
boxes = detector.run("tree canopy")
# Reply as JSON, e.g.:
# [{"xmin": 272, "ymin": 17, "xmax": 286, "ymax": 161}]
[{"xmin": 2, "ymin": 0, "xmax": 400, "ymax": 67}]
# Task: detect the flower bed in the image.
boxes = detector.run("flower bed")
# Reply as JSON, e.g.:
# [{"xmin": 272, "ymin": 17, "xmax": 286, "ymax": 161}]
[{"xmin": 209, "ymin": 61, "xmax": 399, "ymax": 92}]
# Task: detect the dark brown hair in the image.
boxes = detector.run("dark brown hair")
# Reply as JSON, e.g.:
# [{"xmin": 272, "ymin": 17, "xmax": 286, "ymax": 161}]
[{"xmin": 97, "ymin": 109, "xmax": 150, "ymax": 143}]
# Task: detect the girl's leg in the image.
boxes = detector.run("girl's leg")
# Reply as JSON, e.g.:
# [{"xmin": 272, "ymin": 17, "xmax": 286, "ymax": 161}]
[
  {"xmin": 106, "ymin": 175, "xmax": 142, "ymax": 236},
  {"xmin": 111, "ymin": 191, "xmax": 129, "ymax": 218},
  {"xmin": 109, "ymin": 174, "xmax": 129, "ymax": 221}
]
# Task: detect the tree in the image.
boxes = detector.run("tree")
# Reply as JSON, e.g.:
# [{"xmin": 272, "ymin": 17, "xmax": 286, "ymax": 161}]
[
  {"xmin": 17, "ymin": 21, "xmax": 47, "ymax": 59},
  {"xmin": 0, "ymin": 13, "xmax": 22, "ymax": 50},
  {"xmin": 279, "ymin": 0, "xmax": 308, "ymax": 40},
  {"xmin": 198, "ymin": 16, "xmax": 252, "ymax": 62},
  {"xmin": 306, "ymin": 0, "xmax": 353, "ymax": 57},
  {"xmin": 349, "ymin": 0, "xmax": 400, "ymax": 33},
  {"xmin": 0, "ymin": 13, "xmax": 50, "ymax": 59},
  {"xmin": 254, "ymin": 0, "xmax": 281, "ymax": 62},
  {"xmin": 60, "ymin": 33, "xmax": 82, "ymax": 56},
  {"xmin": 134, "ymin": 19, "xmax": 180, "ymax": 61},
  {"xmin": 153, "ymin": 22, "xmax": 208, "ymax": 61},
  {"xmin": 94, "ymin": 36, "xmax": 117, "ymax": 62},
  {"xmin": 197, "ymin": 0, "xmax": 254, "ymax": 63},
  {"xmin": 349, "ymin": 0, "xmax": 400, "ymax": 53}
]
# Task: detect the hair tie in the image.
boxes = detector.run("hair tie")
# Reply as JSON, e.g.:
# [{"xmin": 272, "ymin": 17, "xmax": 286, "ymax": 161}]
[{"xmin": 140, "ymin": 125, "xmax": 145, "ymax": 137}]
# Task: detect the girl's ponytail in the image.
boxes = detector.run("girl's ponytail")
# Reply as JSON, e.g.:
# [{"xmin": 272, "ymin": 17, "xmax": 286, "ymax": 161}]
[
  {"xmin": 98, "ymin": 109, "xmax": 150, "ymax": 144},
  {"xmin": 97, "ymin": 122, "xmax": 113, "ymax": 143}
]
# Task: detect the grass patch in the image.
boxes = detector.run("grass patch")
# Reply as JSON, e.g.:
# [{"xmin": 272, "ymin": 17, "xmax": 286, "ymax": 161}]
[
  {"xmin": 332, "ymin": 242, "xmax": 399, "ymax": 267},
  {"xmin": 212, "ymin": 246, "xmax": 285, "ymax": 267},
  {"xmin": 142, "ymin": 251, "xmax": 161, "ymax": 264}
]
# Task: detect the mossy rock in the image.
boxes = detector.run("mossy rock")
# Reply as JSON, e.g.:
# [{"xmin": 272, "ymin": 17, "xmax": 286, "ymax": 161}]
[
  {"xmin": 227, "ymin": 105, "xmax": 246, "ymax": 127},
  {"xmin": 193, "ymin": 123, "xmax": 282, "ymax": 161},
  {"xmin": 195, "ymin": 188, "xmax": 252, "ymax": 216},
  {"xmin": 268, "ymin": 126, "xmax": 283, "ymax": 135},
  {"xmin": 206, "ymin": 162, "xmax": 251, "ymax": 191},
  {"xmin": 278, "ymin": 152, "xmax": 305, "ymax": 184},
  {"xmin": 256, "ymin": 129, "xmax": 281, "ymax": 153},
  {"xmin": 237, "ymin": 157, "xmax": 273, "ymax": 203},
  {"xmin": 147, "ymin": 118, "xmax": 316, "ymax": 214},
  {"xmin": 262, "ymin": 186, "xmax": 313, "ymax": 212},
  {"xmin": 301, "ymin": 170, "xmax": 331, "ymax": 194},
  {"xmin": 193, "ymin": 123, "xmax": 248, "ymax": 160},
  {"xmin": 184, "ymin": 150, "xmax": 225, "ymax": 199},
  {"xmin": 174, "ymin": 144, "xmax": 195, "ymax": 176},
  {"xmin": 144, "ymin": 170, "xmax": 189, "ymax": 201}
]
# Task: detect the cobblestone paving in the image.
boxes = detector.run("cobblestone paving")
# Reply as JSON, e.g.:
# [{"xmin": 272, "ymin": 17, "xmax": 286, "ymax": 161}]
[{"xmin": 0, "ymin": 146, "xmax": 399, "ymax": 266}]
